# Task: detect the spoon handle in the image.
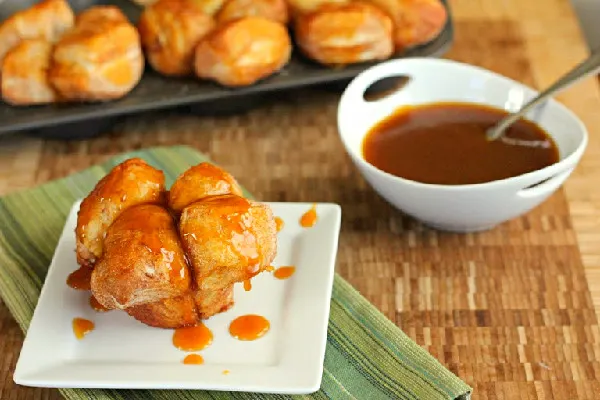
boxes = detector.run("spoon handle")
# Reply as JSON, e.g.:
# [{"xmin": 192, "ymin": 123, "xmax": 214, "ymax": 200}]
[{"xmin": 486, "ymin": 48, "xmax": 600, "ymax": 141}]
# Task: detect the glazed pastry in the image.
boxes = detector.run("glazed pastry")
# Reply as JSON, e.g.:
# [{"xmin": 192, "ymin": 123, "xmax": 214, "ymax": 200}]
[
  {"xmin": 295, "ymin": 3, "xmax": 393, "ymax": 65},
  {"xmin": 0, "ymin": 0, "xmax": 74, "ymax": 72},
  {"xmin": 76, "ymin": 159, "xmax": 278, "ymax": 328},
  {"xmin": 168, "ymin": 162, "xmax": 244, "ymax": 319},
  {"xmin": 179, "ymin": 194, "xmax": 277, "ymax": 318},
  {"xmin": 188, "ymin": 0, "xmax": 227, "ymax": 16},
  {"xmin": 395, "ymin": 0, "xmax": 447, "ymax": 49},
  {"xmin": 194, "ymin": 17, "xmax": 291, "ymax": 87},
  {"xmin": 91, "ymin": 204, "xmax": 199, "ymax": 328},
  {"xmin": 138, "ymin": 0, "xmax": 216, "ymax": 76},
  {"xmin": 360, "ymin": 0, "xmax": 447, "ymax": 50},
  {"xmin": 216, "ymin": 0, "xmax": 289, "ymax": 25},
  {"xmin": 286, "ymin": 0, "xmax": 349, "ymax": 17},
  {"xmin": 168, "ymin": 162, "xmax": 243, "ymax": 214},
  {"xmin": 49, "ymin": 6, "xmax": 144, "ymax": 101},
  {"xmin": 1, "ymin": 39, "xmax": 57, "ymax": 105},
  {"xmin": 75, "ymin": 158, "xmax": 165, "ymax": 268}
]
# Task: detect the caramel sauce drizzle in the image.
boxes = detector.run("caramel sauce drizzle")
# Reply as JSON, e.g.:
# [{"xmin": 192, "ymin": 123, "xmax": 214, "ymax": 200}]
[
  {"xmin": 273, "ymin": 266, "xmax": 295, "ymax": 280},
  {"xmin": 67, "ymin": 265, "xmax": 93, "ymax": 290},
  {"xmin": 229, "ymin": 315, "xmax": 270, "ymax": 341},
  {"xmin": 173, "ymin": 323, "xmax": 214, "ymax": 352},
  {"xmin": 72, "ymin": 318, "xmax": 94, "ymax": 339},
  {"xmin": 183, "ymin": 354, "xmax": 204, "ymax": 365},
  {"xmin": 274, "ymin": 217, "xmax": 284, "ymax": 232},
  {"xmin": 300, "ymin": 204, "xmax": 318, "ymax": 228}
]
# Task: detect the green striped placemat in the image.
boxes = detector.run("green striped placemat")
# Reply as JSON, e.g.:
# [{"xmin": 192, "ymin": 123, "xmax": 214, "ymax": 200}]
[{"xmin": 0, "ymin": 146, "xmax": 471, "ymax": 400}]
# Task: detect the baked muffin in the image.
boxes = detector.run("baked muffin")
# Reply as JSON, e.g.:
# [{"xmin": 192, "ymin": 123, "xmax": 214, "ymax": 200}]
[
  {"xmin": 49, "ymin": 6, "xmax": 144, "ymax": 101},
  {"xmin": 194, "ymin": 17, "xmax": 291, "ymax": 87},
  {"xmin": 1, "ymin": 39, "xmax": 58, "ymax": 105},
  {"xmin": 0, "ymin": 0, "xmax": 74, "ymax": 72},
  {"xmin": 138, "ymin": 0, "xmax": 216, "ymax": 76},
  {"xmin": 216, "ymin": 0, "xmax": 289, "ymax": 25},
  {"xmin": 295, "ymin": 3, "xmax": 393, "ymax": 65},
  {"xmin": 360, "ymin": 0, "xmax": 447, "ymax": 50}
]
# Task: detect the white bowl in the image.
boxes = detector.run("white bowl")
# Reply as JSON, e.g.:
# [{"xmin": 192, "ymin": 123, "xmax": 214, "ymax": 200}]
[{"xmin": 337, "ymin": 58, "xmax": 588, "ymax": 232}]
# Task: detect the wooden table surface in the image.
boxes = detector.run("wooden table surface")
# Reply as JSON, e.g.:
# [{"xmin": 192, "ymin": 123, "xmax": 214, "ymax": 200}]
[{"xmin": 1, "ymin": 0, "xmax": 600, "ymax": 399}]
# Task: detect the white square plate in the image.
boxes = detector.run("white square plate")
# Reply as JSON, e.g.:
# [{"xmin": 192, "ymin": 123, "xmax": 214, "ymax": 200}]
[{"xmin": 14, "ymin": 201, "xmax": 341, "ymax": 394}]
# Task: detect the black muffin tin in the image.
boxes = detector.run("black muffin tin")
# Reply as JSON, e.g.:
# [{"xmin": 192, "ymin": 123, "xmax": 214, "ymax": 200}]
[{"xmin": 0, "ymin": 0, "xmax": 454, "ymax": 139}]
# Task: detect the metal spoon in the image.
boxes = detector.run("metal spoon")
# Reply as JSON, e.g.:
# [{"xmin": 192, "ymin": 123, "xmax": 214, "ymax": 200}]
[{"xmin": 486, "ymin": 48, "xmax": 600, "ymax": 141}]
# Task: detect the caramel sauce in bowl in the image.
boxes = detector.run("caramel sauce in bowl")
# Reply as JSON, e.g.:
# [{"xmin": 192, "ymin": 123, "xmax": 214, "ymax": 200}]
[
  {"xmin": 338, "ymin": 58, "xmax": 588, "ymax": 232},
  {"xmin": 362, "ymin": 103, "xmax": 559, "ymax": 185}
]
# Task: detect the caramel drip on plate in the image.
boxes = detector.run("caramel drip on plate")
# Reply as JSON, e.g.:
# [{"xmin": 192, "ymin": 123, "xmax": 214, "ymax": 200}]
[
  {"xmin": 274, "ymin": 216, "xmax": 284, "ymax": 232},
  {"xmin": 274, "ymin": 266, "xmax": 296, "ymax": 280},
  {"xmin": 72, "ymin": 318, "xmax": 94, "ymax": 339},
  {"xmin": 229, "ymin": 315, "xmax": 270, "ymax": 341},
  {"xmin": 183, "ymin": 354, "xmax": 204, "ymax": 364},
  {"xmin": 67, "ymin": 265, "xmax": 93, "ymax": 290},
  {"xmin": 173, "ymin": 323, "xmax": 213, "ymax": 351},
  {"xmin": 300, "ymin": 204, "xmax": 318, "ymax": 228}
]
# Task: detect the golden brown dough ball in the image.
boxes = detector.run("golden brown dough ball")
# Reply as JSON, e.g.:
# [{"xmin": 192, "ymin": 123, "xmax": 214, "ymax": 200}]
[
  {"xmin": 216, "ymin": 0, "xmax": 289, "ymax": 25},
  {"xmin": 189, "ymin": 0, "xmax": 227, "ymax": 16},
  {"xmin": 0, "ymin": 0, "xmax": 74, "ymax": 72},
  {"xmin": 49, "ymin": 6, "xmax": 144, "ymax": 101},
  {"xmin": 395, "ymin": 0, "xmax": 447, "ymax": 50},
  {"xmin": 1, "ymin": 39, "xmax": 58, "ymax": 105},
  {"xmin": 168, "ymin": 162, "xmax": 243, "ymax": 214},
  {"xmin": 295, "ymin": 3, "xmax": 393, "ymax": 66},
  {"xmin": 179, "ymin": 195, "xmax": 277, "ymax": 319},
  {"xmin": 286, "ymin": 0, "xmax": 349, "ymax": 17},
  {"xmin": 90, "ymin": 204, "xmax": 193, "ymax": 310},
  {"xmin": 194, "ymin": 17, "xmax": 291, "ymax": 87},
  {"xmin": 75, "ymin": 158, "xmax": 165, "ymax": 268},
  {"xmin": 361, "ymin": 0, "xmax": 447, "ymax": 50},
  {"xmin": 138, "ymin": 0, "xmax": 216, "ymax": 76}
]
